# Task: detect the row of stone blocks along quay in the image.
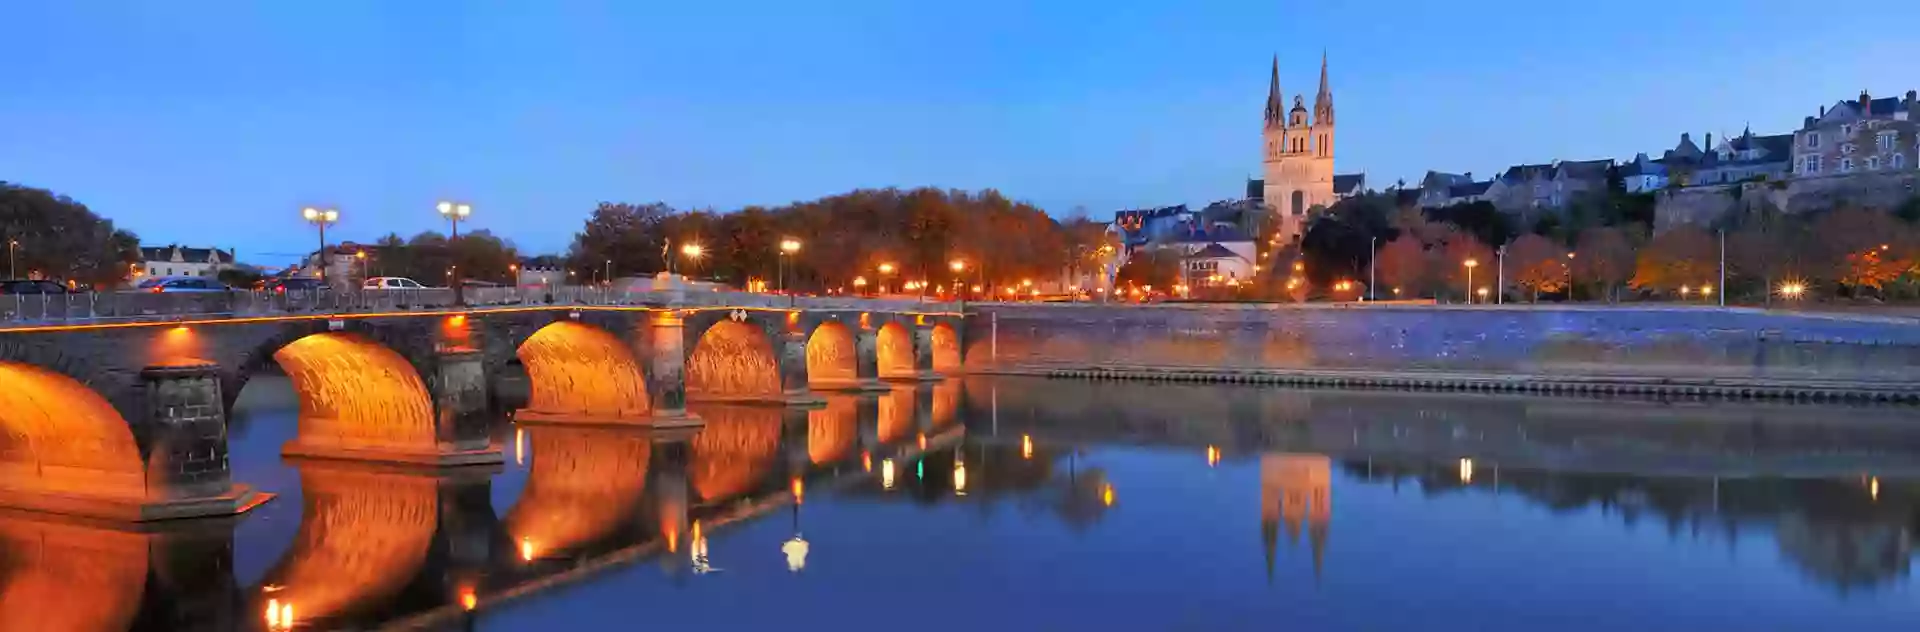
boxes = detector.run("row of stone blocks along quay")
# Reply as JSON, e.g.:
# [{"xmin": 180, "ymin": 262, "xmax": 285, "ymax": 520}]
[{"xmin": 0, "ymin": 297, "xmax": 964, "ymax": 521}]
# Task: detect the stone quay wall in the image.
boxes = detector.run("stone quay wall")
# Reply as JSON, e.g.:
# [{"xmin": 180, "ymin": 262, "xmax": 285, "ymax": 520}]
[{"xmin": 960, "ymin": 303, "xmax": 1920, "ymax": 401}]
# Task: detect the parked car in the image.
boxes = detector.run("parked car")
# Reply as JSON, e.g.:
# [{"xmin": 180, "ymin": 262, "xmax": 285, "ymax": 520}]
[
  {"xmin": 0, "ymin": 280, "xmax": 72, "ymax": 295},
  {"xmin": 260, "ymin": 277, "xmax": 330, "ymax": 293},
  {"xmin": 135, "ymin": 276, "xmax": 231, "ymax": 293},
  {"xmin": 362, "ymin": 277, "xmax": 429, "ymax": 290}
]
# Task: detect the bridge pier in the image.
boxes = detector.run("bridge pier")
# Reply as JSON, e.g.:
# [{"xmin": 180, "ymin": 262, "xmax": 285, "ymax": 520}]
[
  {"xmin": 778, "ymin": 330, "xmax": 828, "ymax": 407},
  {"xmin": 852, "ymin": 328, "xmax": 893, "ymax": 391},
  {"xmin": 910, "ymin": 323, "xmax": 945, "ymax": 381},
  {"xmin": 646, "ymin": 311, "xmax": 702, "ymax": 428},
  {"xmin": 281, "ymin": 346, "xmax": 501, "ymax": 467}
]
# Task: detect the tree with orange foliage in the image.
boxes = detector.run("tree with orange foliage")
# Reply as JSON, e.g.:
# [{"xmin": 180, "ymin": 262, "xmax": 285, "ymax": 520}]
[
  {"xmin": 1813, "ymin": 206, "xmax": 1914, "ymax": 294},
  {"xmin": 1573, "ymin": 226, "xmax": 1636, "ymax": 303},
  {"xmin": 1504, "ymin": 233, "xmax": 1569, "ymax": 302},
  {"xmin": 1373, "ymin": 235, "xmax": 1427, "ymax": 299},
  {"xmin": 1435, "ymin": 225, "xmax": 1493, "ymax": 302},
  {"xmin": 1629, "ymin": 225, "xmax": 1717, "ymax": 296}
]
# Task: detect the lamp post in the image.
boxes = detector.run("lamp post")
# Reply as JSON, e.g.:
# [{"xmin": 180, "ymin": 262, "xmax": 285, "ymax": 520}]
[
  {"xmin": 1565, "ymin": 251, "xmax": 1576, "ymax": 302},
  {"xmin": 779, "ymin": 238, "xmax": 801, "ymax": 306},
  {"xmin": 1495, "ymin": 245, "xmax": 1506, "ymax": 305},
  {"xmin": 1463, "ymin": 258, "xmax": 1479, "ymax": 304},
  {"xmin": 878, "ymin": 262, "xmax": 895, "ymax": 295},
  {"xmin": 681, "ymin": 243, "xmax": 705, "ymax": 281},
  {"xmin": 1717, "ymin": 229, "xmax": 1726, "ymax": 307},
  {"xmin": 508, "ymin": 263, "xmax": 519, "ymax": 287},
  {"xmin": 355, "ymin": 250, "xmax": 369, "ymax": 285},
  {"xmin": 6, "ymin": 238, "xmax": 17, "ymax": 280},
  {"xmin": 436, "ymin": 201, "xmax": 472, "ymax": 304},
  {"xmin": 1368, "ymin": 236, "xmax": 1377, "ymax": 301},
  {"xmin": 301, "ymin": 207, "xmax": 339, "ymax": 284},
  {"xmin": 950, "ymin": 259, "xmax": 966, "ymax": 308}
]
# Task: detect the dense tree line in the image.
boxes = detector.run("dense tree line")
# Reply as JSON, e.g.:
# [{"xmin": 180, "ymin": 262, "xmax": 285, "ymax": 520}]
[
  {"xmin": 363, "ymin": 230, "xmax": 520, "ymax": 286},
  {"xmin": 564, "ymin": 188, "xmax": 1110, "ymax": 293},
  {"xmin": 1279, "ymin": 179, "xmax": 1920, "ymax": 304},
  {"xmin": 0, "ymin": 182, "xmax": 140, "ymax": 287}
]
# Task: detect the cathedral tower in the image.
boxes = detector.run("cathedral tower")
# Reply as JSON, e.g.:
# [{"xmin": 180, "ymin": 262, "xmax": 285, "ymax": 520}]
[{"xmin": 1260, "ymin": 54, "xmax": 1336, "ymax": 244}]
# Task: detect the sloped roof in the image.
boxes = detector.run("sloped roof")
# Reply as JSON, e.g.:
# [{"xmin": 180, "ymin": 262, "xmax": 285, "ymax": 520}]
[
  {"xmin": 1448, "ymin": 181, "xmax": 1493, "ymax": 197},
  {"xmin": 139, "ymin": 245, "xmax": 232, "ymax": 264},
  {"xmin": 1165, "ymin": 223, "xmax": 1252, "ymax": 244},
  {"xmin": 1556, "ymin": 159, "xmax": 1612, "ymax": 180},
  {"xmin": 1333, "ymin": 173, "xmax": 1365, "ymax": 195},
  {"xmin": 1185, "ymin": 243, "xmax": 1242, "ymax": 259}
]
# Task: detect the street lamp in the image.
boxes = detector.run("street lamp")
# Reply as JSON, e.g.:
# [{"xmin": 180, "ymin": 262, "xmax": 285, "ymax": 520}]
[
  {"xmin": 437, "ymin": 201, "xmax": 472, "ymax": 303},
  {"xmin": 949, "ymin": 259, "xmax": 966, "ymax": 306},
  {"xmin": 1368, "ymin": 236, "xmax": 1377, "ymax": 301},
  {"xmin": 355, "ymin": 250, "xmax": 369, "ymax": 284},
  {"xmin": 778, "ymin": 238, "xmax": 801, "ymax": 305},
  {"xmin": 877, "ymin": 262, "xmax": 896, "ymax": 294},
  {"xmin": 1463, "ymin": 258, "xmax": 1480, "ymax": 304},
  {"xmin": 853, "ymin": 276, "xmax": 868, "ymax": 296},
  {"xmin": 681, "ymin": 243, "xmax": 705, "ymax": 281},
  {"xmin": 6, "ymin": 238, "xmax": 17, "ymax": 280},
  {"xmin": 301, "ymin": 207, "xmax": 339, "ymax": 284},
  {"xmin": 508, "ymin": 263, "xmax": 519, "ymax": 286},
  {"xmin": 1565, "ymin": 251, "xmax": 1576, "ymax": 302}
]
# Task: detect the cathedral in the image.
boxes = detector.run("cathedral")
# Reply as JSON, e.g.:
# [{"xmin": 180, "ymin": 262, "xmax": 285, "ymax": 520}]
[{"xmin": 1250, "ymin": 54, "xmax": 1354, "ymax": 245}]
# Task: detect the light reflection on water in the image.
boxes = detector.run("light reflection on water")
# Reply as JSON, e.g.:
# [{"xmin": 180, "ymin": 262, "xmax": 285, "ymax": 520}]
[{"xmin": 8, "ymin": 376, "xmax": 1920, "ymax": 630}]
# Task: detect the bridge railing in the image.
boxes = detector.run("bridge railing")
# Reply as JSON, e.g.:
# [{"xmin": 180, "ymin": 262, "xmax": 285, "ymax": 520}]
[{"xmin": 0, "ymin": 286, "xmax": 957, "ymax": 326}]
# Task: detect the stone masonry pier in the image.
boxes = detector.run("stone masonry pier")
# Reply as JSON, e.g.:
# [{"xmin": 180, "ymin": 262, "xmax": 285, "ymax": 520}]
[{"xmin": 963, "ymin": 303, "xmax": 1920, "ymax": 403}]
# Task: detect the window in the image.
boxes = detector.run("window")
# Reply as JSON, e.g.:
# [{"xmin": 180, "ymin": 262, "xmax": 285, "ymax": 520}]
[
  {"xmin": 1896, "ymin": 153, "xmax": 1908, "ymax": 169},
  {"xmin": 1879, "ymin": 133, "xmax": 1897, "ymax": 151},
  {"xmin": 1842, "ymin": 143, "xmax": 1856, "ymax": 155},
  {"xmin": 1842, "ymin": 124, "xmax": 1853, "ymax": 136},
  {"xmin": 1868, "ymin": 157, "xmax": 1880, "ymax": 170},
  {"xmin": 1841, "ymin": 157, "xmax": 1854, "ymax": 172},
  {"xmin": 1806, "ymin": 132, "xmax": 1820, "ymax": 148},
  {"xmin": 1804, "ymin": 155, "xmax": 1822, "ymax": 174}
]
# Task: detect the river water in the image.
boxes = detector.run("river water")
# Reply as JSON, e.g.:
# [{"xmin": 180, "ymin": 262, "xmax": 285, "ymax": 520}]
[{"xmin": 40, "ymin": 376, "xmax": 1920, "ymax": 630}]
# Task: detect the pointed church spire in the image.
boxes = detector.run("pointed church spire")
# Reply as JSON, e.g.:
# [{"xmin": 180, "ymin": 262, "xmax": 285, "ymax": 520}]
[
  {"xmin": 1314, "ymin": 51, "xmax": 1334, "ymax": 126},
  {"xmin": 1265, "ymin": 55, "xmax": 1286, "ymax": 129}
]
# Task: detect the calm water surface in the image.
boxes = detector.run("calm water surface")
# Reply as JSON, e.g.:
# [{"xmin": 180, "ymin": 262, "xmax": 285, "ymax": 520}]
[{"xmin": 65, "ymin": 377, "xmax": 1920, "ymax": 629}]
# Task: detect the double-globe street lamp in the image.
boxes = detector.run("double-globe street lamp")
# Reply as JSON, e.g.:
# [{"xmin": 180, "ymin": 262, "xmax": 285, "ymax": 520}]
[
  {"xmin": 437, "ymin": 201, "xmax": 472, "ymax": 304},
  {"xmin": 302, "ymin": 207, "xmax": 340, "ymax": 281}
]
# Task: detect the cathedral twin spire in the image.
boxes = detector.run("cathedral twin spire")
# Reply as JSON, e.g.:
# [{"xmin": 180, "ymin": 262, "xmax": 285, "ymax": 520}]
[{"xmin": 1264, "ymin": 53, "xmax": 1334, "ymax": 129}]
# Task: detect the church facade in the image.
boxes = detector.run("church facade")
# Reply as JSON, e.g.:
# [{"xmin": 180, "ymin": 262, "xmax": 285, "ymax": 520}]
[{"xmin": 1249, "ymin": 55, "xmax": 1345, "ymax": 245}]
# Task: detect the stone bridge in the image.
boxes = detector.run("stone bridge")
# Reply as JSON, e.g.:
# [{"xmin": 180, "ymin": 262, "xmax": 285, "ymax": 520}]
[{"xmin": 0, "ymin": 292, "xmax": 963, "ymax": 521}]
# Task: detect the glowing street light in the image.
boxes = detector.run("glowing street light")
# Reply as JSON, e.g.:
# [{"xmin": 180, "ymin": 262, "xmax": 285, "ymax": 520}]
[
  {"xmin": 301, "ymin": 206, "xmax": 340, "ymax": 284},
  {"xmin": 877, "ymin": 261, "xmax": 895, "ymax": 294},
  {"xmin": 853, "ymin": 276, "xmax": 869, "ymax": 296},
  {"xmin": 1463, "ymin": 258, "xmax": 1480, "ymax": 304},
  {"xmin": 1779, "ymin": 281, "xmax": 1807, "ymax": 299},
  {"xmin": 777, "ymin": 238, "xmax": 802, "ymax": 303}
]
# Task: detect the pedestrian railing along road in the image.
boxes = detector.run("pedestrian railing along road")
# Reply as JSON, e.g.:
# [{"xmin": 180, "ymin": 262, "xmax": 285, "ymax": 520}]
[{"xmin": 0, "ymin": 286, "xmax": 957, "ymax": 327}]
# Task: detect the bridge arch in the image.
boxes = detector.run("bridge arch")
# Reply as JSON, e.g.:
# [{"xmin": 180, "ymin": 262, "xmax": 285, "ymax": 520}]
[
  {"xmin": 504, "ymin": 426, "xmax": 652, "ymax": 560},
  {"xmin": 807, "ymin": 395, "xmax": 859, "ymax": 465},
  {"xmin": 0, "ymin": 362, "xmax": 147, "ymax": 503},
  {"xmin": 876, "ymin": 321, "xmax": 916, "ymax": 380},
  {"xmin": 254, "ymin": 461, "xmax": 442, "ymax": 625},
  {"xmin": 515, "ymin": 321, "xmax": 651, "ymax": 420},
  {"xmin": 687, "ymin": 404, "xmax": 782, "ymax": 503},
  {"xmin": 686, "ymin": 318, "xmax": 781, "ymax": 402},
  {"xmin": 269, "ymin": 332, "xmax": 438, "ymax": 456},
  {"xmin": 806, "ymin": 320, "xmax": 859, "ymax": 390},
  {"xmin": 931, "ymin": 322, "xmax": 961, "ymax": 374}
]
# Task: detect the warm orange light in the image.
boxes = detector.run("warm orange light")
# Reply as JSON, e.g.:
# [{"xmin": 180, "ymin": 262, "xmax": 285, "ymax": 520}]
[
  {"xmin": 460, "ymin": 589, "xmax": 478, "ymax": 611},
  {"xmin": 786, "ymin": 311, "xmax": 800, "ymax": 327},
  {"xmin": 1206, "ymin": 445, "xmax": 1220, "ymax": 467},
  {"xmin": 1458, "ymin": 458, "xmax": 1474, "ymax": 483},
  {"xmin": 953, "ymin": 461, "xmax": 968, "ymax": 494},
  {"xmin": 1101, "ymin": 484, "xmax": 1115, "ymax": 507},
  {"xmin": 882, "ymin": 458, "xmax": 896, "ymax": 490},
  {"xmin": 791, "ymin": 476, "xmax": 805, "ymax": 505},
  {"xmin": 862, "ymin": 450, "xmax": 873, "ymax": 472},
  {"xmin": 918, "ymin": 433, "xmax": 928, "ymax": 450},
  {"xmin": 519, "ymin": 537, "xmax": 535, "ymax": 561},
  {"xmin": 1871, "ymin": 476, "xmax": 1880, "ymax": 501},
  {"xmin": 448, "ymin": 314, "xmax": 467, "ymax": 327},
  {"xmin": 1021, "ymin": 434, "xmax": 1033, "ymax": 459}
]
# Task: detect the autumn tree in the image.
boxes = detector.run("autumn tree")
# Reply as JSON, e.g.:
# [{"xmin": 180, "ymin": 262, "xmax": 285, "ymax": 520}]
[
  {"xmin": 1812, "ymin": 206, "xmax": 1914, "ymax": 294},
  {"xmin": 1434, "ymin": 225, "xmax": 1493, "ymax": 302},
  {"xmin": 567, "ymin": 202, "xmax": 672, "ymax": 281},
  {"xmin": 1504, "ymin": 233, "xmax": 1569, "ymax": 302},
  {"xmin": 1727, "ymin": 205, "xmax": 1811, "ymax": 305},
  {"xmin": 1629, "ymin": 225, "xmax": 1717, "ymax": 295},
  {"xmin": 1573, "ymin": 226, "xmax": 1636, "ymax": 303},
  {"xmin": 1373, "ymin": 235, "xmax": 1428, "ymax": 299}
]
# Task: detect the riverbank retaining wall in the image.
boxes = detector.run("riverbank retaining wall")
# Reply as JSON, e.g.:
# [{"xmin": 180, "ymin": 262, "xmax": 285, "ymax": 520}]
[{"xmin": 960, "ymin": 303, "xmax": 1920, "ymax": 399}]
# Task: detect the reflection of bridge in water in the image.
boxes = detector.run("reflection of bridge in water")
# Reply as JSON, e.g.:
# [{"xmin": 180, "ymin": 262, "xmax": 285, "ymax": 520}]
[{"xmin": 0, "ymin": 380, "xmax": 966, "ymax": 631}]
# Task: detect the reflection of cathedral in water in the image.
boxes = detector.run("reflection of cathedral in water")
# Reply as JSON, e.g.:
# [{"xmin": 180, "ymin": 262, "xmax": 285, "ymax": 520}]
[{"xmin": 1261, "ymin": 453, "xmax": 1330, "ymax": 578}]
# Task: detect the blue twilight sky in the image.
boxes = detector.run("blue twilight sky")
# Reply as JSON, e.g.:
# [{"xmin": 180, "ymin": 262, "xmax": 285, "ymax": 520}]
[{"xmin": 1, "ymin": 1, "xmax": 1913, "ymax": 263}]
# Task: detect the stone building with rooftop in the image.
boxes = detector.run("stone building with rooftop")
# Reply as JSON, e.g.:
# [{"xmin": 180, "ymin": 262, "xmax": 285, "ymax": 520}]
[
  {"xmin": 1243, "ymin": 54, "xmax": 1364, "ymax": 245},
  {"xmin": 1793, "ymin": 89, "xmax": 1917, "ymax": 178}
]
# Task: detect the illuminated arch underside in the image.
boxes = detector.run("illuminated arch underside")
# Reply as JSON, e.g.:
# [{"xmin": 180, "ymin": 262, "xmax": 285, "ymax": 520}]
[
  {"xmin": 0, "ymin": 516, "xmax": 147, "ymax": 632},
  {"xmin": 876, "ymin": 322, "xmax": 915, "ymax": 379},
  {"xmin": 877, "ymin": 387, "xmax": 915, "ymax": 443},
  {"xmin": 806, "ymin": 322, "xmax": 858, "ymax": 388},
  {"xmin": 686, "ymin": 320, "xmax": 781, "ymax": 400},
  {"xmin": 807, "ymin": 396, "xmax": 858, "ymax": 464},
  {"xmin": 0, "ymin": 362, "xmax": 145, "ymax": 501},
  {"xmin": 273, "ymin": 333, "xmax": 436, "ymax": 453},
  {"xmin": 930, "ymin": 323, "xmax": 961, "ymax": 374},
  {"xmin": 262, "ymin": 464, "xmax": 439, "ymax": 622},
  {"xmin": 516, "ymin": 321, "xmax": 651, "ymax": 418}
]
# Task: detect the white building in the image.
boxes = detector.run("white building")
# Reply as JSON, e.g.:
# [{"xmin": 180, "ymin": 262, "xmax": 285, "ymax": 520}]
[{"xmin": 139, "ymin": 245, "xmax": 234, "ymax": 278}]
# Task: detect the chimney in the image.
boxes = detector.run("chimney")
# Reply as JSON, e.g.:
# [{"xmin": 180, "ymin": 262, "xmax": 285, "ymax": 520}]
[
  {"xmin": 1862, "ymin": 89, "xmax": 1872, "ymax": 115},
  {"xmin": 1908, "ymin": 90, "xmax": 1917, "ymax": 101},
  {"xmin": 1705, "ymin": 133, "xmax": 1713, "ymax": 149},
  {"xmin": 1465, "ymin": 171, "xmax": 1472, "ymax": 181},
  {"xmin": 1820, "ymin": 105, "xmax": 1826, "ymax": 118},
  {"xmin": 1805, "ymin": 116, "xmax": 1816, "ymax": 129}
]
